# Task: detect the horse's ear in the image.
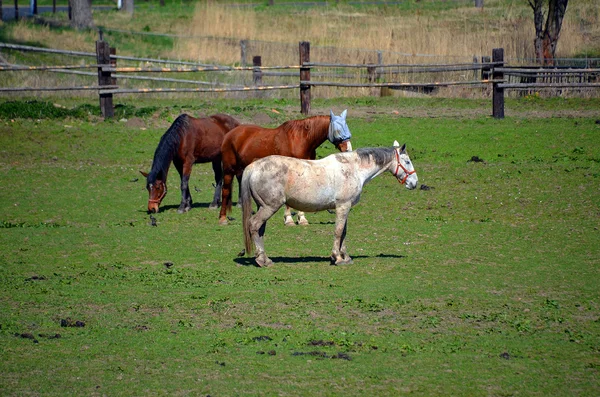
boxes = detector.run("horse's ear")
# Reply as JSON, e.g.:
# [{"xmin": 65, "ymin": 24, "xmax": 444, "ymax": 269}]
[
  {"xmin": 393, "ymin": 140, "xmax": 400, "ymax": 148},
  {"xmin": 400, "ymin": 144, "xmax": 406, "ymax": 153},
  {"xmin": 341, "ymin": 109, "xmax": 348, "ymax": 119},
  {"xmin": 140, "ymin": 171, "xmax": 149, "ymax": 178},
  {"xmin": 330, "ymin": 110, "xmax": 335, "ymax": 118}
]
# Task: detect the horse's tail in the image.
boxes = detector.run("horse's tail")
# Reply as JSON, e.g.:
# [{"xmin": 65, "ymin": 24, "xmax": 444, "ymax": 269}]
[{"xmin": 241, "ymin": 167, "xmax": 254, "ymax": 255}]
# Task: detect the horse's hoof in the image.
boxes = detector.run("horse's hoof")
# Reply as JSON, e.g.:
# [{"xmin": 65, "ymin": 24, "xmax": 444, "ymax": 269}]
[
  {"xmin": 331, "ymin": 256, "xmax": 353, "ymax": 265},
  {"xmin": 208, "ymin": 203, "xmax": 219, "ymax": 210},
  {"xmin": 178, "ymin": 207, "xmax": 190, "ymax": 214},
  {"xmin": 256, "ymin": 255, "xmax": 273, "ymax": 268},
  {"xmin": 218, "ymin": 218, "xmax": 228, "ymax": 226},
  {"xmin": 284, "ymin": 217, "xmax": 295, "ymax": 226},
  {"xmin": 297, "ymin": 218, "xmax": 309, "ymax": 226}
]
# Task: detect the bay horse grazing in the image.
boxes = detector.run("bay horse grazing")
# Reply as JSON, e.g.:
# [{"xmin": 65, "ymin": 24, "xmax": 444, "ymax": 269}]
[
  {"xmin": 219, "ymin": 110, "xmax": 353, "ymax": 225},
  {"xmin": 141, "ymin": 113, "xmax": 240, "ymax": 213},
  {"xmin": 241, "ymin": 142, "xmax": 418, "ymax": 267}
]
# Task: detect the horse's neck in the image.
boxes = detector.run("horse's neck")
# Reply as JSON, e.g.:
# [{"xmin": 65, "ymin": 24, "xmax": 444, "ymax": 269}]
[
  {"xmin": 149, "ymin": 145, "xmax": 174, "ymax": 183},
  {"xmin": 354, "ymin": 157, "xmax": 393, "ymax": 186},
  {"xmin": 302, "ymin": 116, "xmax": 330, "ymax": 152}
]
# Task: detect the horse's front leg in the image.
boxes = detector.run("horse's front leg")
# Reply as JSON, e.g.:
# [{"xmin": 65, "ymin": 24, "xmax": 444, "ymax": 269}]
[
  {"xmin": 331, "ymin": 204, "xmax": 353, "ymax": 265},
  {"xmin": 209, "ymin": 158, "xmax": 222, "ymax": 210},
  {"xmin": 297, "ymin": 211, "xmax": 309, "ymax": 226},
  {"xmin": 284, "ymin": 206, "xmax": 295, "ymax": 226},
  {"xmin": 176, "ymin": 160, "xmax": 192, "ymax": 213},
  {"xmin": 283, "ymin": 207, "xmax": 308, "ymax": 226}
]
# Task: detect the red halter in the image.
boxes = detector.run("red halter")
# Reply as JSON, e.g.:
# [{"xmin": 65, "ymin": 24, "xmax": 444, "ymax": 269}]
[
  {"xmin": 148, "ymin": 182, "xmax": 167, "ymax": 204},
  {"xmin": 393, "ymin": 149, "xmax": 416, "ymax": 185}
]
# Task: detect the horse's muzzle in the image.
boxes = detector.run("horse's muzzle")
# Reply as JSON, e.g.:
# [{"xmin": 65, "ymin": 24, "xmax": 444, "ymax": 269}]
[
  {"xmin": 336, "ymin": 140, "xmax": 353, "ymax": 152},
  {"xmin": 405, "ymin": 178, "xmax": 418, "ymax": 190}
]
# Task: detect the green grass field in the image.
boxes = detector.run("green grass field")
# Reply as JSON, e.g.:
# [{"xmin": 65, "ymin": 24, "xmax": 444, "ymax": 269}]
[{"xmin": 1, "ymin": 97, "xmax": 599, "ymax": 395}]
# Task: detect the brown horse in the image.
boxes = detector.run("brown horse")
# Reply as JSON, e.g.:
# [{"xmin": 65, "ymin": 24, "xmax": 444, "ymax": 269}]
[
  {"xmin": 218, "ymin": 110, "xmax": 353, "ymax": 225},
  {"xmin": 141, "ymin": 113, "xmax": 240, "ymax": 214}
]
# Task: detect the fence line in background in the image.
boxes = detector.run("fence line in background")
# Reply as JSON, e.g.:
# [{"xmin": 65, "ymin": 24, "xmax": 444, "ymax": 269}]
[{"xmin": 1, "ymin": 39, "xmax": 599, "ymax": 119}]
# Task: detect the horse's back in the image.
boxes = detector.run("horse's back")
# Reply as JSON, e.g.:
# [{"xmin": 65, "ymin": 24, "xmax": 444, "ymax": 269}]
[
  {"xmin": 247, "ymin": 155, "xmax": 342, "ymax": 212},
  {"xmin": 221, "ymin": 124, "xmax": 284, "ymax": 168},
  {"xmin": 183, "ymin": 115, "xmax": 237, "ymax": 162}
]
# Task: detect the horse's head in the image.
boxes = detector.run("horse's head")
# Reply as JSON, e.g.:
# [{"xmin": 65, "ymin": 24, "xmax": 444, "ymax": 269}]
[
  {"xmin": 392, "ymin": 141, "xmax": 418, "ymax": 190},
  {"xmin": 140, "ymin": 171, "xmax": 167, "ymax": 213},
  {"xmin": 329, "ymin": 109, "xmax": 353, "ymax": 152}
]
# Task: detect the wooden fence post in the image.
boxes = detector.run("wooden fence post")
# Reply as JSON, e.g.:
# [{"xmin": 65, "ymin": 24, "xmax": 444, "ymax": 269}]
[
  {"xmin": 252, "ymin": 56, "xmax": 262, "ymax": 85},
  {"xmin": 110, "ymin": 47, "xmax": 117, "ymax": 86},
  {"xmin": 240, "ymin": 40, "xmax": 248, "ymax": 67},
  {"xmin": 492, "ymin": 48, "xmax": 504, "ymax": 119},
  {"xmin": 299, "ymin": 41, "xmax": 310, "ymax": 115},
  {"xmin": 96, "ymin": 31, "xmax": 114, "ymax": 119},
  {"xmin": 14, "ymin": 0, "xmax": 19, "ymax": 20},
  {"xmin": 481, "ymin": 55, "xmax": 491, "ymax": 80}
]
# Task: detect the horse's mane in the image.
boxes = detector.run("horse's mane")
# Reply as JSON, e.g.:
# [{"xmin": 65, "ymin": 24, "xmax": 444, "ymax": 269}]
[
  {"xmin": 356, "ymin": 147, "xmax": 395, "ymax": 168},
  {"xmin": 148, "ymin": 114, "xmax": 189, "ymax": 183},
  {"xmin": 280, "ymin": 115, "xmax": 330, "ymax": 140}
]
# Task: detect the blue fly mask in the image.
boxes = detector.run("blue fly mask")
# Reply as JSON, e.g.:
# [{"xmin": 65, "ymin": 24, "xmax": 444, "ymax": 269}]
[{"xmin": 328, "ymin": 110, "xmax": 352, "ymax": 151}]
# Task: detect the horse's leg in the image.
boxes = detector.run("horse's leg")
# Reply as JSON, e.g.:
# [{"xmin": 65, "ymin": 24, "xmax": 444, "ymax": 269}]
[
  {"xmin": 331, "ymin": 205, "xmax": 353, "ymax": 265},
  {"xmin": 284, "ymin": 206, "xmax": 295, "ymax": 226},
  {"xmin": 235, "ymin": 173, "xmax": 243, "ymax": 208},
  {"xmin": 209, "ymin": 158, "xmax": 222, "ymax": 210},
  {"xmin": 297, "ymin": 211, "xmax": 309, "ymax": 226},
  {"xmin": 176, "ymin": 159, "xmax": 192, "ymax": 213},
  {"xmin": 219, "ymin": 172, "xmax": 234, "ymax": 225},
  {"xmin": 249, "ymin": 205, "xmax": 278, "ymax": 267}
]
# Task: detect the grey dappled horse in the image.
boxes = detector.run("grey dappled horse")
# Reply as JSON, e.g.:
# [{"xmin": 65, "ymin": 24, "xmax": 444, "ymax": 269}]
[{"xmin": 241, "ymin": 141, "xmax": 418, "ymax": 267}]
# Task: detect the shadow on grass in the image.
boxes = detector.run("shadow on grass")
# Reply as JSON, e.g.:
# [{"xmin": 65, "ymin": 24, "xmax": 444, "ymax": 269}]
[
  {"xmin": 153, "ymin": 202, "xmax": 218, "ymax": 213},
  {"xmin": 234, "ymin": 254, "xmax": 405, "ymax": 267}
]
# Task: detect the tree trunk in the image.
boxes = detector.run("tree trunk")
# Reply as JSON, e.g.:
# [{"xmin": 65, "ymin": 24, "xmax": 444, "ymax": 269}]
[
  {"xmin": 70, "ymin": 0, "xmax": 94, "ymax": 29},
  {"xmin": 529, "ymin": 0, "xmax": 569, "ymax": 65}
]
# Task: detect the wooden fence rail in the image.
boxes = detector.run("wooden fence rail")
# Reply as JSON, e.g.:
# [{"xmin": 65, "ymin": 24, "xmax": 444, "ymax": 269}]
[{"xmin": 1, "ymin": 39, "xmax": 599, "ymax": 119}]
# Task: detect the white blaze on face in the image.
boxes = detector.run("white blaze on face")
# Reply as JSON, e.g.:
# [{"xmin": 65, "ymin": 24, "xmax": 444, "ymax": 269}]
[{"xmin": 346, "ymin": 141, "xmax": 353, "ymax": 151}]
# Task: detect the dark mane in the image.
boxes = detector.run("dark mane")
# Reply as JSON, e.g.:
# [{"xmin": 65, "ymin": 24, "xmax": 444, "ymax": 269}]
[
  {"xmin": 147, "ymin": 114, "xmax": 189, "ymax": 183},
  {"xmin": 356, "ymin": 147, "xmax": 395, "ymax": 168}
]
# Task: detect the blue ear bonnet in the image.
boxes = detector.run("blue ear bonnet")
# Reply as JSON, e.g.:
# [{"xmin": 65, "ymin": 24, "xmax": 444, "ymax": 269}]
[{"xmin": 328, "ymin": 110, "xmax": 352, "ymax": 144}]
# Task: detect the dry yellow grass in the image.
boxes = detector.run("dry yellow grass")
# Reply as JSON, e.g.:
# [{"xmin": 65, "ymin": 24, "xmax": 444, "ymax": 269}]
[{"xmin": 173, "ymin": 0, "xmax": 599, "ymax": 66}]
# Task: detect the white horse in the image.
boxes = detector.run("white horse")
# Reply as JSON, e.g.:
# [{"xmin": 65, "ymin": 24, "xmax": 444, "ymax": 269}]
[{"xmin": 241, "ymin": 141, "xmax": 418, "ymax": 267}]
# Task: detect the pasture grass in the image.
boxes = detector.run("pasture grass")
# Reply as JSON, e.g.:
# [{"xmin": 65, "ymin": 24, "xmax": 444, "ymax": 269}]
[{"xmin": 1, "ymin": 97, "xmax": 599, "ymax": 395}]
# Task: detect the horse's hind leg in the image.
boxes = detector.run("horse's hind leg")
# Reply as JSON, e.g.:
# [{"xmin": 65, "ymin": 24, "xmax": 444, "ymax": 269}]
[
  {"xmin": 250, "ymin": 206, "xmax": 278, "ymax": 267},
  {"xmin": 331, "ymin": 205, "xmax": 353, "ymax": 265},
  {"xmin": 219, "ymin": 172, "xmax": 234, "ymax": 225},
  {"xmin": 209, "ymin": 159, "xmax": 222, "ymax": 210},
  {"xmin": 235, "ymin": 173, "xmax": 243, "ymax": 208}
]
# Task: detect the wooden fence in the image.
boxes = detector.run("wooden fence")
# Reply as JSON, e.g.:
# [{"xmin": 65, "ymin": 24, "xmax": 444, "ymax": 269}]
[{"xmin": 1, "ymin": 38, "xmax": 599, "ymax": 119}]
